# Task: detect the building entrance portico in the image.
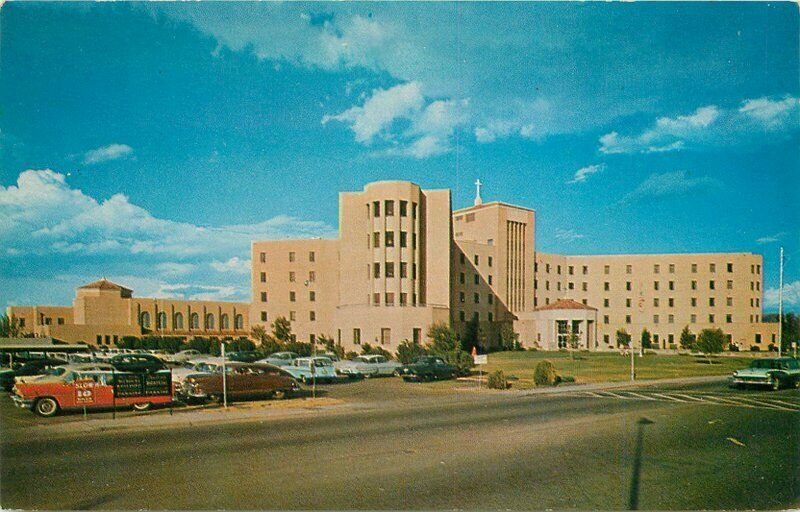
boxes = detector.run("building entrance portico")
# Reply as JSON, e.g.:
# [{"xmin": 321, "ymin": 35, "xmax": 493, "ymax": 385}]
[{"xmin": 532, "ymin": 299, "xmax": 598, "ymax": 351}]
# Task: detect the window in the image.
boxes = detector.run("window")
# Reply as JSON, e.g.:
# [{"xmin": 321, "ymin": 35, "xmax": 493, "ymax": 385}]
[
  {"xmin": 568, "ymin": 282, "xmax": 574, "ymax": 290},
  {"xmin": 691, "ymin": 297, "xmax": 697, "ymax": 307},
  {"xmin": 235, "ymin": 315, "xmax": 243, "ymax": 330},
  {"xmin": 385, "ymin": 262, "xmax": 395, "ymax": 278},
  {"xmin": 726, "ymin": 297, "xmax": 733, "ymax": 307},
  {"xmin": 709, "ymin": 280, "xmax": 715, "ymax": 290},
  {"xmin": 626, "ymin": 281, "xmax": 632, "ymax": 291},
  {"xmin": 691, "ymin": 280, "xmax": 697, "ymax": 290},
  {"xmin": 290, "ymin": 291, "xmax": 296, "ymax": 302},
  {"xmin": 19, "ymin": 318, "xmax": 25, "ymax": 327},
  {"xmin": 690, "ymin": 314, "xmax": 697, "ymax": 323},
  {"xmin": 604, "ymin": 265, "xmax": 610, "ymax": 275},
  {"xmin": 726, "ymin": 280, "xmax": 733, "ymax": 290},
  {"xmin": 385, "ymin": 231, "xmax": 395, "ymax": 247},
  {"xmin": 582, "ymin": 265, "xmax": 588, "ymax": 275},
  {"xmin": 546, "ymin": 264, "xmax": 551, "ymax": 273},
  {"xmin": 557, "ymin": 282, "xmax": 561, "ymax": 291},
  {"xmin": 205, "ymin": 314, "xmax": 215, "ymax": 329},
  {"xmin": 140, "ymin": 311, "xmax": 151, "ymax": 329},
  {"xmin": 309, "ymin": 251, "xmax": 315, "ymax": 262},
  {"xmin": 568, "ymin": 265, "xmax": 574, "ymax": 275},
  {"xmin": 727, "ymin": 263, "xmax": 733, "ymax": 272},
  {"xmin": 709, "ymin": 263, "xmax": 716, "ymax": 273},
  {"xmin": 654, "ymin": 264, "xmax": 660, "ymax": 274},
  {"xmin": 373, "ymin": 232, "xmax": 380, "ymax": 248},
  {"xmin": 691, "ymin": 263, "xmax": 697, "ymax": 273},
  {"xmin": 221, "ymin": 314, "xmax": 229, "ymax": 330},
  {"xmin": 626, "ymin": 315, "xmax": 631, "ymax": 324},
  {"xmin": 259, "ymin": 252, "xmax": 266, "ymax": 263},
  {"xmin": 757, "ymin": 264, "xmax": 761, "ymax": 274},
  {"xmin": 474, "ymin": 274, "xmax": 479, "ymax": 285},
  {"xmin": 604, "ymin": 298, "xmax": 610, "ymax": 307},
  {"xmin": 726, "ymin": 314, "xmax": 732, "ymax": 323},
  {"xmin": 668, "ymin": 334, "xmax": 675, "ymax": 345},
  {"xmin": 654, "ymin": 281, "xmax": 659, "ymax": 290},
  {"xmin": 289, "ymin": 251, "xmax": 296, "ymax": 262},
  {"xmin": 309, "ymin": 334, "xmax": 316, "ymax": 344},
  {"xmin": 57, "ymin": 317, "xmax": 65, "ymax": 325},
  {"xmin": 654, "ymin": 314, "xmax": 660, "ymax": 324},
  {"xmin": 488, "ymin": 294, "xmax": 494, "ymax": 304},
  {"xmin": 582, "ymin": 282, "xmax": 588, "ymax": 292},
  {"xmin": 709, "ymin": 297, "xmax": 715, "ymax": 307},
  {"xmin": 488, "ymin": 275, "xmax": 493, "ymax": 285},
  {"xmin": 373, "ymin": 201, "xmax": 380, "ymax": 217},
  {"xmin": 413, "ymin": 264, "xmax": 417, "ymax": 279},
  {"xmin": 309, "ymin": 291, "xmax": 316, "ymax": 302},
  {"xmin": 373, "ymin": 293, "xmax": 380, "ymax": 305},
  {"xmin": 174, "ymin": 313, "xmax": 184, "ymax": 330},
  {"xmin": 400, "ymin": 200, "xmax": 408, "ymax": 217},
  {"xmin": 668, "ymin": 298, "xmax": 674, "ymax": 307},
  {"xmin": 373, "ymin": 263, "xmax": 380, "ymax": 279},
  {"xmin": 604, "ymin": 315, "xmax": 609, "ymax": 324},
  {"xmin": 668, "ymin": 314, "xmax": 674, "ymax": 324},
  {"xmin": 460, "ymin": 272, "xmax": 465, "ymax": 284},
  {"xmin": 309, "ymin": 271, "xmax": 316, "ymax": 282},
  {"xmin": 385, "ymin": 293, "xmax": 394, "ymax": 305},
  {"xmin": 474, "ymin": 293, "xmax": 480, "ymax": 304},
  {"xmin": 754, "ymin": 333, "xmax": 761, "ymax": 344},
  {"xmin": 488, "ymin": 257, "xmax": 493, "ymax": 267},
  {"xmin": 626, "ymin": 265, "xmax": 632, "ymax": 274},
  {"xmin": 289, "ymin": 272, "xmax": 296, "ymax": 282},
  {"xmin": 557, "ymin": 265, "xmax": 562, "ymax": 274},
  {"xmin": 353, "ymin": 328, "xmax": 361, "ymax": 345},
  {"xmin": 261, "ymin": 292, "xmax": 267, "ymax": 302},
  {"xmin": 400, "ymin": 293, "xmax": 408, "ymax": 305},
  {"xmin": 708, "ymin": 314, "xmax": 715, "ymax": 323},
  {"xmin": 385, "ymin": 200, "xmax": 394, "ymax": 216},
  {"xmin": 604, "ymin": 334, "xmax": 610, "ymax": 344},
  {"xmin": 459, "ymin": 311, "xmax": 466, "ymax": 321},
  {"xmin": 190, "ymin": 313, "xmax": 200, "ymax": 329},
  {"xmin": 460, "ymin": 253, "xmax": 465, "ymax": 265},
  {"xmin": 668, "ymin": 281, "xmax": 674, "ymax": 291},
  {"xmin": 654, "ymin": 298, "xmax": 660, "ymax": 307},
  {"xmin": 412, "ymin": 327, "xmax": 421, "ymax": 343},
  {"xmin": 400, "ymin": 262, "xmax": 408, "ymax": 278},
  {"xmin": 488, "ymin": 312, "xmax": 494, "ymax": 322},
  {"xmin": 260, "ymin": 272, "xmax": 266, "ymax": 283},
  {"xmin": 157, "ymin": 312, "xmax": 167, "ymax": 329},
  {"xmin": 669, "ymin": 264, "xmax": 675, "ymax": 273},
  {"xmin": 400, "ymin": 231, "xmax": 407, "ymax": 248},
  {"xmin": 460, "ymin": 292, "xmax": 467, "ymax": 303},
  {"xmin": 626, "ymin": 298, "xmax": 632, "ymax": 307},
  {"xmin": 309, "ymin": 311, "xmax": 316, "ymax": 321},
  {"xmin": 604, "ymin": 282, "xmax": 610, "ymax": 291},
  {"xmin": 381, "ymin": 328, "xmax": 391, "ymax": 346},
  {"xmin": 545, "ymin": 281, "xmax": 550, "ymax": 290}
]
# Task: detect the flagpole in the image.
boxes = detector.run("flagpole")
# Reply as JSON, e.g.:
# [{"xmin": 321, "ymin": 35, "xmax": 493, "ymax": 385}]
[{"xmin": 778, "ymin": 247, "xmax": 783, "ymax": 357}]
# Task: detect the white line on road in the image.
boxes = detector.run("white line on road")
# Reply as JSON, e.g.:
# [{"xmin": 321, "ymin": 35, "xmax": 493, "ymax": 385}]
[
  {"xmin": 669, "ymin": 393, "xmax": 704, "ymax": 402},
  {"xmin": 625, "ymin": 392, "xmax": 660, "ymax": 401},
  {"xmin": 649, "ymin": 393, "xmax": 689, "ymax": 403}
]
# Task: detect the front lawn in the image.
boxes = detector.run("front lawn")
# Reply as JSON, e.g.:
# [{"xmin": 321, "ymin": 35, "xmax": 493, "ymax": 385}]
[{"xmin": 477, "ymin": 350, "xmax": 753, "ymax": 387}]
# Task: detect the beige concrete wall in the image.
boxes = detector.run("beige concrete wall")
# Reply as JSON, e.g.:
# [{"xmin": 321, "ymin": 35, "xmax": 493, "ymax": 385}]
[{"xmin": 251, "ymin": 239, "xmax": 339, "ymax": 344}]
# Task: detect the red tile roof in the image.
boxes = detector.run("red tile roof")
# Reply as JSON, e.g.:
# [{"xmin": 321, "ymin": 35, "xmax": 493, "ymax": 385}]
[
  {"xmin": 534, "ymin": 298, "xmax": 597, "ymax": 312},
  {"xmin": 78, "ymin": 278, "xmax": 132, "ymax": 293}
]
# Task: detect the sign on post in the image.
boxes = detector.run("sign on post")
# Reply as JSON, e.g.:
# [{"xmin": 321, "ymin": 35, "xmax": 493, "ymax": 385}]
[{"xmin": 473, "ymin": 354, "xmax": 488, "ymax": 365}]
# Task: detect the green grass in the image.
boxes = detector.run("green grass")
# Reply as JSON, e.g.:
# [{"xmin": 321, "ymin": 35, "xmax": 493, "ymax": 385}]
[{"xmin": 478, "ymin": 350, "xmax": 752, "ymax": 387}]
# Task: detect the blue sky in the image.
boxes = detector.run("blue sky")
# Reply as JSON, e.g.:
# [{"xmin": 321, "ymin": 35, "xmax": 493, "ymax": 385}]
[{"xmin": 1, "ymin": 2, "xmax": 798, "ymax": 311}]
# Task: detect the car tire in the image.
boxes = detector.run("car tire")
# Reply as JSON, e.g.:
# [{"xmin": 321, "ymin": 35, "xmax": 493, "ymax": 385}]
[
  {"xmin": 301, "ymin": 376, "xmax": 311, "ymax": 384},
  {"xmin": 33, "ymin": 397, "xmax": 59, "ymax": 417},
  {"xmin": 273, "ymin": 389, "xmax": 287, "ymax": 400},
  {"xmin": 770, "ymin": 376, "xmax": 781, "ymax": 391},
  {"xmin": 363, "ymin": 373, "xmax": 372, "ymax": 379},
  {"xmin": 132, "ymin": 402, "xmax": 152, "ymax": 412}
]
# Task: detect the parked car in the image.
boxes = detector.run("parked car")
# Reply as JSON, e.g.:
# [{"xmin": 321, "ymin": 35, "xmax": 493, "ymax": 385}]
[
  {"xmin": 12, "ymin": 363, "xmax": 173, "ymax": 417},
  {"xmin": 179, "ymin": 363, "xmax": 299, "ymax": 403},
  {"xmin": 397, "ymin": 356, "xmax": 457, "ymax": 382},
  {"xmin": 67, "ymin": 353, "xmax": 95, "ymax": 364},
  {"xmin": 336, "ymin": 355, "xmax": 401, "ymax": 378},
  {"xmin": 0, "ymin": 358, "xmax": 68, "ymax": 391},
  {"xmin": 167, "ymin": 349, "xmax": 204, "ymax": 364},
  {"xmin": 227, "ymin": 351, "xmax": 263, "ymax": 363},
  {"xmin": 285, "ymin": 357, "xmax": 338, "ymax": 384},
  {"xmin": 730, "ymin": 357, "xmax": 800, "ymax": 390},
  {"xmin": 171, "ymin": 357, "xmax": 225, "ymax": 388},
  {"xmin": 109, "ymin": 354, "xmax": 168, "ymax": 373},
  {"xmin": 258, "ymin": 352, "xmax": 298, "ymax": 366}
]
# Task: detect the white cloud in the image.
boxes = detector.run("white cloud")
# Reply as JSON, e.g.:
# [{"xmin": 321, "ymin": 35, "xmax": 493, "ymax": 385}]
[
  {"xmin": 756, "ymin": 233, "xmax": 786, "ymax": 245},
  {"xmin": 554, "ymin": 228, "xmax": 584, "ymax": 243},
  {"xmin": 83, "ymin": 143, "xmax": 134, "ymax": 165},
  {"xmin": 210, "ymin": 257, "xmax": 251, "ymax": 274},
  {"xmin": 324, "ymin": 83, "xmax": 469, "ymax": 158},
  {"xmin": 765, "ymin": 280, "xmax": 800, "ymax": 308},
  {"xmin": 567, "ymin": 164, "xmax": 605, "ymax": 184},
  {"xmin": 600, "ymin": 96, "xmax": 799, "ymax": 154},
  {"xmin": 622, "ymin": 171, "xmax": 719, "ymax": 202}
]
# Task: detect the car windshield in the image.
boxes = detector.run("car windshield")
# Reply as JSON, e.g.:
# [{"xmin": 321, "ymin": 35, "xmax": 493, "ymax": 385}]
[{"xmin": 314, "ymin": 359, "xmax": 332, "ymax": 367}]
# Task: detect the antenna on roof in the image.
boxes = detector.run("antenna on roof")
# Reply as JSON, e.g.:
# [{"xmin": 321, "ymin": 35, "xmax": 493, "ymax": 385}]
[{"xmin": 474, "ymin": 179, "xmax": 483, "ymax": 206}]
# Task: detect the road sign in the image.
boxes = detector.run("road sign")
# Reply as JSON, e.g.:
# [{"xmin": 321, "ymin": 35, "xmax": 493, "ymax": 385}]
[{"xmin": 474, "ymin": 354, "xmax": 488, "ymax": 365}]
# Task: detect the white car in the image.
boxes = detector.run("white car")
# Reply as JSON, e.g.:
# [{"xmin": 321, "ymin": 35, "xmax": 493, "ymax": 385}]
[
  {"xmin": 336, "ymin": 355, "xmax": 401, "ymax": 378},
  {"xmin": 170, "ymin": 357, "xmax": 225, "ymax": 387},
  {"xmin": 285, "ymin": 357, "xmax": 338, "ymax": 384},
  {"xmin": 167, "ymin": 349, "xmax": 204, "ymax": 364},
  {"xmin": 258, "ymin": 352, "xmax": 298, "ymax": 367}
]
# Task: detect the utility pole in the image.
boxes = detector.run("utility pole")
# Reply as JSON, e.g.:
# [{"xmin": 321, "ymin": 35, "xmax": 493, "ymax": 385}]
[
  {"xmin": 778, "ymin": 247, "xmax": 784, "ymax": 357},
  {"xmin": 630, "ymin": 336, "xmax": 635, "ymax": 382}
]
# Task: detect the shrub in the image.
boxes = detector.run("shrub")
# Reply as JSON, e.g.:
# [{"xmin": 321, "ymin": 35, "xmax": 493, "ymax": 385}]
[
  {"xmin": 487, "ymin": 370, "xmax": 510, "ymax": 390},
  {"xmin": 396, "ymin": 339, "xmax": 429, "ymax": 364},
  {"xmin": 227, "ymin": 338, "xmax": 256, "ymax": 352},
  {"xmin": 344, "ymin": 351, "xmax": 359, "ymax": 360},
  {"xmin": 534, "ymin": 360, "xmax": 557, "ymax": 386},
  {"xmin": 750, "ymin": 345, "xmax": 761, "ymax": 352}
]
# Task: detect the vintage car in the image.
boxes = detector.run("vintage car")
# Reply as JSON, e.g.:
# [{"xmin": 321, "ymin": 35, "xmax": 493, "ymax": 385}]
[
  {"xmin": 397, "ymin": 356, "xmax": 457, "ymax": 382},
  {"xmin": 336, "ymin": 355, "xmax": 401, "ymax": 378},
  {"xmin": 109, "ymin": 354, "xmax": 169, "ymax": 373},
  {"xmin": 171, "ymin": 357, "xmax": 225, "ymax": 388},
  {"xmin": 166, "ymin": 349, "xmax": 205, "ymax": 364},
  {"xmin": 284, "ymin": 357, "xmax": 338, "ymax": 384},
  {"xmin": 11, "ymin": 363, "xmax": 174, "ymax": 417},
  {"xmin": 258, "ymin": 352, "xmax": 298, "ymax": 366},
  {"xmin": 0, "ymin": 358, "xmax": 68, "ymax": 392},
  {"xmin": 227, "ymin": 351, "xmax": 263, "ymax": 363},
  {"xmin": 730, "ymin": 357, "xmax": 800, "ymax": 390},
  {"xmin": 179, "ymin": 362, "xmax": 299, "ymax": 402}
]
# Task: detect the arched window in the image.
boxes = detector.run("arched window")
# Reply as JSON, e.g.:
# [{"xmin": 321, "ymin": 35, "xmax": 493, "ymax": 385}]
[
  {"xmin": 234, "ymin": 314, "xmax": 244, "ymax": 330},
  {"xmin": 190, "ymin": 313, "xmax": 199, "ymax": 329},
  {"xmin": 220, "ymin": 314, "xmax": 229, "ymax": 330},
  {"xmin": 157, "ymin": 312, "xmax": 167, "ymax": 329},
  {"xmin": 140, "ymin": 311, "xmax": 151, "ymax": 329},
  {"xmin": 174, "ymin": 312, "xmax": 184, "ymax": 330},
  {"xmin": 205, "ymin": 313, "xmax": 215, "ymax": 330}
]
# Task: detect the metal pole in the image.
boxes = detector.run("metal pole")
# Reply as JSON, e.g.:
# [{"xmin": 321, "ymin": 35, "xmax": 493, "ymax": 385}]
[
  {"xmin": 221, "ymin": 342, "xmax": 227, "ymax": 408},
  {"xmin": 778, "ymin": 247, "xmax": 783, "ymax": 357},
  {"xmin": 630, "ymin": 338, "xmax": 635, "ymax": 382},
  {"xmin": 112, "ymin": 366, "xmax": 116, "ymax": 420}
]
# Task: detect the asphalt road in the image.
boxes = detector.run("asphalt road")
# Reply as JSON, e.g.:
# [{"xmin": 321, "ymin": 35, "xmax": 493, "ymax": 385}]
[{"xmin": 1, "ymin": 380, "xmax": 798, "ymax": 510}]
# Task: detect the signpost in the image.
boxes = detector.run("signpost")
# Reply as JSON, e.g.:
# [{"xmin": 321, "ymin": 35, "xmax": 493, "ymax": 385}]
[
  {"xmin": 221, "ymin": 343, "xmax": 228, "ymax": 409},
  {"xmin": 472, "ymin": 347, "xmax": 487, "ymax": 388}
]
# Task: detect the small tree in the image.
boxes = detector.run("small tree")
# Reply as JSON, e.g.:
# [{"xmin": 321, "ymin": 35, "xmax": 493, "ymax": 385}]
[
  {"xmin": 396, "ymin": 339, "xmax": 429, "ymax": 364},
  {"xmin": 616, "ymin": 328, "xmax": 631, "ymax": 348},
  {"xmin": 0, "ymin": 314, "xmax": 24, "ymax": 338},
  {"xmin": 251, "ymin": 325, "xmax": 281, "ymax": 355},
  {"xmin": 640, "ymin": 328, "xmax": 652, "ymax": 350},
  {"xmin": 427, "ymin": 322, "xmax": 473, "ymax": 375},
  {"xmin": 679, "ymin": 325, "xmax": 694, "ymax": 349},
  {"xmin": 360, "ymin": 343, "xmax": 393, "ymax": 359},
  {"xmin": 499, "ymin": 323, "xmax": 521, "ymax": 351},
  {"xmin": 534, "ymin": 360, "xmax": 558, "ymax": 386},
  {"xmin": 227, "ymin": 338, "xmax": 256, "ymax": 352},
  {"xmin": 271, "ymin": 317, "xmax": 294, "ymax": 344},
  {"xmin": 461, "ymin": 315, "xmax": 480, "ymax": 353},
  {"xmin": 487, "ymin": 370, "xmax": 510, "ymax": 390},
  {"xmin": 695, "ymin": 328, "xmax": 727, "ymax": 354}
]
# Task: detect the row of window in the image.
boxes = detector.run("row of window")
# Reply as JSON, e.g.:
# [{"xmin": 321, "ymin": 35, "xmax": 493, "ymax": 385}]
[
  {"xmin": 140, "ymin": 311, "xmax": 244, "ymax": 330},
  {"xmin": 537, "ymin": 279, "xmax": 760, "ymax": 292},
  {"xmin": 457, "ymin": 311, "xmax": 494, "ymax": 322},
  {"xmin": 257, "ymin": 251, "xmax": 316, "ymax": 264},
  {"xmin": 370, "ymin": 200, "xmax": 417, "ymax": 218},
  {"xmin": 603, "ymin": 313, "xmax": 738, "ymax": 325},
  {"xmin": 259, "ymin": 311, "xmax": 315, "ymax": 323},
  {"xmin": 459, "ymin": 272, "xmax": 493, "ymax": 286},
  {"xmin": 372, "ymin": 292, "xmax": 418, "ymax": 306},
  {"xmin": 34, "ymin": 316, "xmax": 66, "ymax": 326},
  {"xmin": 371, "ymin": 262, "xmax": 418, "ymax": 279},
  {"xmin": 535, "ymin": 295, "xmax": 760, "ymax": 309},
  {"xmin": 458, "ymin": 253, "xmax": 493, "ymax": 267},
  {"xmin": 458, "ymin": 292, "xmax": 495, "ymax": 305},
  {"xmin": 369, "ymin": 231, "xmax": 417, "ymax": 249},
  {"xmin": 537, "ymin": 262, "xmax": 759, "ymax": 275},
  {"xmin": 259, "ymin": 271, "xmax": 317, "ymax": 284},
  {"xmin": 96, "ymin": 334, "xmax": 119, "ymax": 346}
]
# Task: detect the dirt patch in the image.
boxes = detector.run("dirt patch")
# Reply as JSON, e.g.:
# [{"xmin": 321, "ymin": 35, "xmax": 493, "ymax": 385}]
[{"xmin": 206, "ymin": 397, "xmax": 344, "ymax": 412}]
